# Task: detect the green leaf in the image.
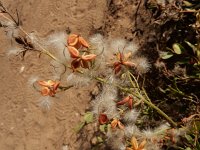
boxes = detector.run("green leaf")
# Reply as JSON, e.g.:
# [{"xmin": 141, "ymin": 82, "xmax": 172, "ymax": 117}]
[
  {"xmin": 97, "ymin": 136, "xmax": 103, "ymax": 143},
  {"xmin": 185, "ymin": 147, "xmax": 192, "ymax": 150},
  {"xmin": 194, "ymin": 120, "xmax": 200, "ymax": 131},
  {"xmin": 183, "ymin": 1, "xmax": 193, "ymax": 7},
  {"xmin": 74, "ymin": 122, "xmax": 85, "ymax": 132},
  {"xmin": 158, "ymin": 87, "xmax": 167, "ymax": 93},
  {"xmin": 196, "ymin": 141, "xmax": 200, "ymax": 150},
  {"xmin": 99, "ymin": 124, "xmax": 106, "ymax": 133},
  {"xmin": 185, "ymin": 41, "xmax": 198, "ymax": 54},
  {"xmin": 161, "ymin": 52, "xmax": 174, "ymax": 59},
  {"xmin": 172, "ymin": 43, "xmax": 183, "ymax": 54},
  {"xmin": 185, "ymin": 134, "xmax": 193, "ymax": 144},
  {"xmin": 84, "ymin": 112, "xmax": 94, "ymax": 124}
]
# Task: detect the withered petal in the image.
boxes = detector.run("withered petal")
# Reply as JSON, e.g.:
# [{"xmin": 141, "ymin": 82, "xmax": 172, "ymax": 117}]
[
  {"xmin": 116, "ymin": 52, "xmax": 123, "ymax": 62},
  {"xmin": 114, "ymin": 64, "xmax": 121, "ymax": 74},
  {"xmin": 113, "ymin": 62, "xmax": 121, "ymax": 68},
  {"xmin": 118, "ymin": 121, "xmax": 124, "ymax": 130},
  {"xmin": 111, "ymin": 119, "xmax": 118, "ymax": 129},
  {"xmin": 74, "ymin": 41, "xmax": 82, "ymax": 49},
  {"xmin": 79, "ymin": 36, "xmax": 89, "ymax": 48},
  {"xmin": 123, "ymin": 61, "xmax": 135, "ymax": 67},
  {"xmin": 67, "ymin": 34, "xmax": 79, "ymax": 46},
  {"xmin": 116, "ymin": 96, "xmax": 130, "ymax": 105},
  {"xmin": 81, "ymin": 54, "xmax": 96, "ymax": 61},
  {"xmin": 124, "ymin": 52, "xmax": 132, "ymax": 60},
  {"xmin": 99, "ymin": 114, "xmax": 109, "ymax": 125},
  {"xmin": 38, "ymin": 80, "xmax": 48, "ymax": 87},
  {"xmin": 47, "ymin": 80, "xmax": 56, "ymax": 86},
  {"xmin": 41, "ymin": 87, "xmax": 50, "ymax": 96},
  {"xmin": 128, "ymin": 97, "xmax": 133, "ymax": 109},
  {"xmin": 131, "ymin": 137, "xmax": 139, "ymax": 150},
  {"xmin": 138, "ymin": 140, "xmax": 146, "ymax": 150},
  {"xmin": 68, "ymin": 46, "xmax": 80, "ymax": 58},
  {"xmin": 71, "ymin": 59, "xmax": 81, "ymax": 69},
  {"xmin": 53, "ymin": 82, "xmax": 60, "ymax": 90},
  {"xmin": 80, "ymin": 60, "xmax": 89, "ymax": 69}
]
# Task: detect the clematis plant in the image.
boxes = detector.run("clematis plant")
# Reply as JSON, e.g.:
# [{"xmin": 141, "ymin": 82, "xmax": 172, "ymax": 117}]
[
  {"xmin": 37, "ymin": 80, "xmax": 60, "ymax": 97},
  {"xmin": 113, "ymin": 52, "xmax": 135, "ymax": 74}
]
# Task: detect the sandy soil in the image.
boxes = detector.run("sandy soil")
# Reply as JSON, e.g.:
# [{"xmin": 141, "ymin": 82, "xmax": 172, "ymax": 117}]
[
  {"xmin": 0, "ymin": 0, "xmax": 148, "ymax": 150},
  {"xmin": 0, "ymin": 0, "xmax": 107, "ymax": 150}
]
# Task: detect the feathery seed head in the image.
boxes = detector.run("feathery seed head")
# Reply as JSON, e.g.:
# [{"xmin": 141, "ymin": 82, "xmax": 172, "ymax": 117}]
[
  {"xmin": 124, "ymin": 124, "xmax": 141, "ymax": 138},
  {"xmin": 134, "ymin": 57, "xmax": 151, "ymax": 74},
  {"xmin": 124, "ymin": 42, "xmax": 139, "ymax": 56},
  {"xmin": 38, "ymin": 96, "xmax": 53, "ymax": 110},
  {"xmin": 111, "ymin": 39, "xmax": 126, "ymax": 51},
  {"xmin": 47, "ymin": 32, "xmax": 67, "ymax": 50},
  {"xmin": 106, "ymin": 129, "xmax": 125, "ymax": 150},
  {"xmin": 124, "ymin": 109, "xmax": 140, "ymax": 123},
  {"xmin": 7, "ymin": 47, "xmax": 23, "ymax": 56},
  {"xmin": 27, "ymin": 76, "xmax": 39, "ymax": 86},
  {"xmin": 67, "ymin": 73, "xmax": 91, "ymax": 87}
]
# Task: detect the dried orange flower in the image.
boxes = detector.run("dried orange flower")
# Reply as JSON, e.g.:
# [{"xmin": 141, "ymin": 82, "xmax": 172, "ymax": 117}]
[
  {"xmin": 111, "ymin": 118, "xmax": 124, "ymax": 130},
  {"xmin": 38, "ymin": 80, "xmax": 60, "ymax": 97},
  {"xmin": 67, "ymin": 34, "xmax": 89, "ymax": 49},
  {"xmin": 126, "ymin": 137, "xmax": 146, "ymax": 150},
  {"xmin": 67, "ymin": 46, "xmax": 96, "ymax": 70},
  {"xmin": 113, "ymin": 52, "xmax": 135, "ymax": 74},
  {"xmin": 117, "ymin": 96, "xmax": 133, "ymax": 109},
  {"xmin": 98, "ymin": 113, "xmax": 109, "ymax": 125}
]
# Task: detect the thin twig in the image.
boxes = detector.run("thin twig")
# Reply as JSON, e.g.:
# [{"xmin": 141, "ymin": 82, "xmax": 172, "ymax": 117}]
[
  {"xmin": 134, "ymin": 0, "xmax": 142, "ymax": 28},
  {"xmin": 180, "ymin": 10, "xmax": 199, "ymax": 13},
  {"xmin": 0, "ymin": 3, "xmax": 19, "ymax": 25}
]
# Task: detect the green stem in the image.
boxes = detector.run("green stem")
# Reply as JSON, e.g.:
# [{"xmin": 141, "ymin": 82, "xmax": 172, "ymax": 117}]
[
  {"xmin": 19, "ymin": 27, "xmax": 64, "ymax": 65},
  {"xmin": 127, "ymin": 72, "xmax": 136, "ymax": 88},
  {"xmin": 168, "ymin": 86, "xmax": 185, "ymax": 96},
  {"xmin": 142, "ymin": 98, "xmax": 177, "ymax": 127},
  {"xmin": 128, "ymin": 71, "xmax": 140, "ymax": 89},
  {"xmin": 95, "ymin": 77, "xmax": 131, "ymax": 93},
  {"xmin": 59, "ymin": 85, "xmax": 74, "ymax": 91}
]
